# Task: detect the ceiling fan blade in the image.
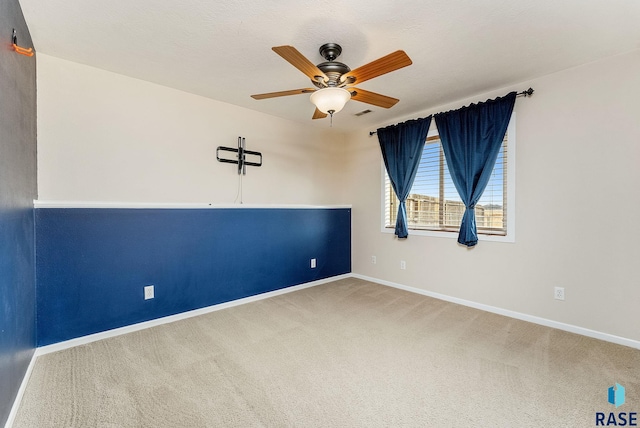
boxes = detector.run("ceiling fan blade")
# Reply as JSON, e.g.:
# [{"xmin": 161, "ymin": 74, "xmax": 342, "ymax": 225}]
[
  {"xmin": 350, "ymin": 88, "xmax": 399, "ymax": 108},
  {"xmin": 251, "ymin": 88, "xmax": 316, "ymax": 100},
  {"xmin": 312, "ymin": 108, "xmax": 328, "ymax": 120},
  {"xmin": 342, "ymin": 50, "xmax": 412, "ymax": 85},
  {"xmin": 272, "ymin": 46, "xmax": 328, "ymax": 82}
]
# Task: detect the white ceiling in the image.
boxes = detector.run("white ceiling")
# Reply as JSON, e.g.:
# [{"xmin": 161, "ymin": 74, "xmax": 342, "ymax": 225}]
[{"xmin": 19, "ymin": 0, "xmax": 640, "ymax": 131}]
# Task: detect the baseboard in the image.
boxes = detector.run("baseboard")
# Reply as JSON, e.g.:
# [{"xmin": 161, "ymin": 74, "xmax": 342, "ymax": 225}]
[
  {"xmin": 37, "ymin": 272, "xmax": 639, "ymax": 355},
  {"xmin": 36, "ymin": 274, "xmax": 350, "ymax": 356},
  {"xmin": 351, "ymin": 273, "xmax": 640, "ymax": 350},
  {"xmin": 4, "ymin": 350, "xmax": 38, "ymax": 428}
]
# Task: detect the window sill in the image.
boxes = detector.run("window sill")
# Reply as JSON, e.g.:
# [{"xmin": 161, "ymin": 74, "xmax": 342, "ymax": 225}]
[{"xmin": 381, "ymin": 226, "xmax": 515, "ymax": 243}]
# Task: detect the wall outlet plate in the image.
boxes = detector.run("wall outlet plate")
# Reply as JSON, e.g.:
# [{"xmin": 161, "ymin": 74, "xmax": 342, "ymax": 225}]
[
  {"xmin": 371, "ymin": 256, "xmax": 376, "ymax": 264},
  {"xmin": 400, "ymin": 260, "xmax": 406, "ymax": 270},
  {"xmin": 310, "ymin": 258, "xmax": 316, "ymax": 268},
  {"xmin": 554, "ymin": 287, "xmax": 565, "ymax": 301},
  {"xmin": 144, "ymin": 285, "xmax": 154, "ymax": 300}
]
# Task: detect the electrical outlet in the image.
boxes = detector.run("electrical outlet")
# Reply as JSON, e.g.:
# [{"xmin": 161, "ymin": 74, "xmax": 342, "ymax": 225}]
[
  {"xmin": 554, "ymin": 287, "xmax": 565, "ymax": 301},
  {"xmin": 371, "ymin": 256, "xmax": 377, "ymax": 264},
  {"xmin": 144, "ymin": 285, "xmax": 154, "ymax": 300},
  {"xmin": 400, "ymin": 260, "xmax": 406, "ymax": 270},
  {"xmin": 311, "ymin": 258, "xmax": 316, "ymax": 268}
]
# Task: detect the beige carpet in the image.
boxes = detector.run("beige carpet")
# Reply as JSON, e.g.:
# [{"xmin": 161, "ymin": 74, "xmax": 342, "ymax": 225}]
[{"xmin": 14, "ymin": 278, "xmax": 640, "ymax": 427}]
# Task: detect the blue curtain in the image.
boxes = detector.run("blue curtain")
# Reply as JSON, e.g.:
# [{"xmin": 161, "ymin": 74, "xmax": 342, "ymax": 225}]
[
  {"xmin": 377, "ymin": 116, "xmax": 432, "ymax": 238},
  {"xmin": 434, "ymin": 92, "xmax": 516, "ymax": 247}
]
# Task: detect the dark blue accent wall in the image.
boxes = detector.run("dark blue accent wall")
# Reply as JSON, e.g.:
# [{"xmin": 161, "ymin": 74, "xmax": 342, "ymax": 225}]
[
  {"xmin": 0, "ymin": 0, "xmax": 37, "ymax": 425},
  {"xmin": 35, "ymin": 208, "xmax": 351, "ymax": 346}
]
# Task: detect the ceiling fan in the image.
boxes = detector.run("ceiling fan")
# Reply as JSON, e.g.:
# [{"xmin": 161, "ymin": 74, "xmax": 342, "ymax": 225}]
[{"xmin": 251, "ymin": 43, "xmax": 412, "ymax": 121}]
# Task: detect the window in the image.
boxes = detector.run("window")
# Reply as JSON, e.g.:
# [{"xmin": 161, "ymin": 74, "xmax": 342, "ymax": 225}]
[{"xmin": 382, "ymin": 117, "xmax": 515, "ymax": 241}]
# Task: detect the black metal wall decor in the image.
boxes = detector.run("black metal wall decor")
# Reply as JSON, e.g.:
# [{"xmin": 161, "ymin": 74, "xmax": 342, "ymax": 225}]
[{"xmin": 216, "ymin": 137, "xmax": 262, "ymax": 175}]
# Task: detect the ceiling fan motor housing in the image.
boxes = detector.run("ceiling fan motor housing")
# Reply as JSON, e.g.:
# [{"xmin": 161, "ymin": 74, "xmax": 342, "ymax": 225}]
[{"xmin": 313, "ymin": 43, "xmax": 352, "ymax": 88}]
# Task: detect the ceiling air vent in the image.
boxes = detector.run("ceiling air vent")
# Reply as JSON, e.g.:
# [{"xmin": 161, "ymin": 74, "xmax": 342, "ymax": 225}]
[{"xmin": 354, "ymin": 109, "xmax": 373, "ymax": 117}]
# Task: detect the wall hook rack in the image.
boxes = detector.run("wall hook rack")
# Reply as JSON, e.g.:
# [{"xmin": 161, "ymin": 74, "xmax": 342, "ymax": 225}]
[
  {"xmin": 216, "ymin": 137, "xmax": 262, "ymax": 175},
  {"xmin": 12, "ymin": 29, "xmax": 33, "ymax": 57}
]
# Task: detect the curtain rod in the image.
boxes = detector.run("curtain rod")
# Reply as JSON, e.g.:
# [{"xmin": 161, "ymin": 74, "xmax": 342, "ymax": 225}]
[{"xmin": 368, "ymin": 88, "xmax": 534, "ymax": 136}]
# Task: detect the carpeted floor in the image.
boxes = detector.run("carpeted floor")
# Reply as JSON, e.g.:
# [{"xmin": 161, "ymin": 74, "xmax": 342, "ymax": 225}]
[{"xmin": 13, "ymin": 278, "xmax": 640, "ymax": 427}]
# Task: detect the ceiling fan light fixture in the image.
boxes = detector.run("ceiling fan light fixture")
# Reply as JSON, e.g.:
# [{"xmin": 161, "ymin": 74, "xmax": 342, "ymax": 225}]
[{"xmin": 310, "ymin": 87, "xmax": 351, "ymax": 114}]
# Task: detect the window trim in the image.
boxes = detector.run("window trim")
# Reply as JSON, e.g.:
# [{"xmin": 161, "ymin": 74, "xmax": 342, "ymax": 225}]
[{"xmin": 380, "ymin": 114, "xmax": 516, "ymax": 243}]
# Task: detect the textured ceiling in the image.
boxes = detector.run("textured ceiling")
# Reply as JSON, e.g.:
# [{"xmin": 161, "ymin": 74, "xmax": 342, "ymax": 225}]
[{"xmin": 19, "ymin": 0, "xmax": 640, "ymax": 131}]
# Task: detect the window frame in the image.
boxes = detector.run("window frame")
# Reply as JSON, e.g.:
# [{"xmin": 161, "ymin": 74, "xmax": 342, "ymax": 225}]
[{"xmin": 380, "ymin": 114, "xmax": 516, "ymax": 243}]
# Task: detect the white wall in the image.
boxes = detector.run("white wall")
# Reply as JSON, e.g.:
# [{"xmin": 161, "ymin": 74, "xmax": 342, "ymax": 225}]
[
  {"xmin": 345, "ymin": 50, "xmax": 640, "ymax": 342},
  {"xmin": 37, "ymin": 50, "xmax": 640, "ymax": 343},
  {"xmin": 36, "ymin": 54, "xmax": 348, "ymax": 205}
]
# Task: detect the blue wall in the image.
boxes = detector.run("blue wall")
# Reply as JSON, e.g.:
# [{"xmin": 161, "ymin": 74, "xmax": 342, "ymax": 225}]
[
  {"xmin": 0, "ymin": 0, "xmax": 37, "ymax": 425},
  {"xmin": 36, "ymin": 208, "xmax": 351, "ymax": 346}
]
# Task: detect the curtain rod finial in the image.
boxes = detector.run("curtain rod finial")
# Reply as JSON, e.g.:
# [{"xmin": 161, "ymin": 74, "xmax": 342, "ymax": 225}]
[{"xmin": 521, "ymin": 88, "xmax": 534, "ymax": 97}]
